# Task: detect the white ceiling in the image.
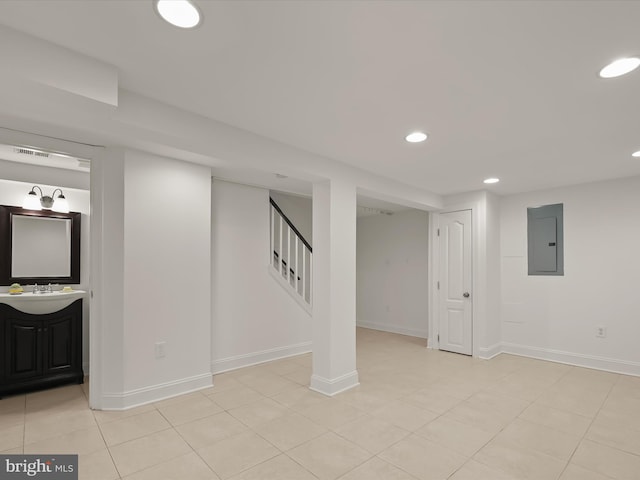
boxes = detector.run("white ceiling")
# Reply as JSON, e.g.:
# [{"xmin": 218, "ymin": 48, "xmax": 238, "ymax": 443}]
[{"xmin": 0, "ymin": 1, "xmax": 639, "ymax": 196}]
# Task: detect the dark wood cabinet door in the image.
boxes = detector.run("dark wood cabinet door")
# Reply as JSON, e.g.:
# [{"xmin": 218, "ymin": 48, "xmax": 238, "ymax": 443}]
[
  {"xmin": 5, "ymin": 317, "xmax": 43, "ymax": 381},
  {"xmin": 44, "ymin": 315, "xmax": 76, "ymax": 375}
]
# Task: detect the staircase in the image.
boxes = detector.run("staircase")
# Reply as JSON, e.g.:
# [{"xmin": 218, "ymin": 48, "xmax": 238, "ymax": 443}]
[{"xmin": 269, "ymin": 198, "xmax": 312, "ymax": 311}]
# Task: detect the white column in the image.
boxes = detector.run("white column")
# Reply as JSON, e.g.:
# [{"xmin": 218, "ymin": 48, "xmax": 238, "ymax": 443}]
[
  {"xmin": 310, "ymin": 179, "xmax": 359, "ymax": 396},
  {"xmin": 89, "ymin": 147, "xmax": 126, "ymax": 409}
]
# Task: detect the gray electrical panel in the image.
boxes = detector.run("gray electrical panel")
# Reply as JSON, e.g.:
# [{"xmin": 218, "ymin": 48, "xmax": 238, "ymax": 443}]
[{"xmin": 527, "ymin": 203, "xmax": 563, "ymax": 276}]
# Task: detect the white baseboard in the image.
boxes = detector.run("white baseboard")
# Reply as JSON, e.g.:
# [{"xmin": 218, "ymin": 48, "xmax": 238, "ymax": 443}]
[
  {"xmin": 310, "ymin": 370, "xmax": 359, "ymax": 396},
  {"xmin": 501, "ymin": 342, "xmax": 640, "ymax": 377},
  {"xmin": 211, "ymin": 341, "xmax": 312, "ymax": 374},
  {"xmin": 99, "ymin": 372, "xmax": 213, "ymax": 410},
  {"xmin": 478, "ymin": 343, "xmax": 502, "ymax": 360},
  {"xmin": 357, "ymin": 321, "xmax": 428, "ymax": 339}
]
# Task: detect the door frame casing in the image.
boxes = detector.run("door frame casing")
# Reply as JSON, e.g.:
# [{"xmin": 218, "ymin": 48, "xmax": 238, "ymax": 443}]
[{"xmin": 429, "ymin": 200, "xmax": 484, "ymax": 358}]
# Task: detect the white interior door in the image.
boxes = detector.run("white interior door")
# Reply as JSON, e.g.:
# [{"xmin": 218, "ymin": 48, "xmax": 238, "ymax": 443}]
[{"xmin": 438, "ymin": 210, "xmax": 472, "ymax": 355}]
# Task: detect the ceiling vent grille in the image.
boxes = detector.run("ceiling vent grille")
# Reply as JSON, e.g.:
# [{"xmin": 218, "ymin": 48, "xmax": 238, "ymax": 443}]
[
  {"xmin": 357, "ymin": 206, "xmax": 394, "ymax": 217},
  {"xmin": 14, "ymin": 147, "xmax": 50, "ymax": 158}
]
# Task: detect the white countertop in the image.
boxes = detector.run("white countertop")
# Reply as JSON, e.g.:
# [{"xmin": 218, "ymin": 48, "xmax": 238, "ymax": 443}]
[
  {"xmin": 0, "ymin": 290, "xmax": 86, "ymax": 299},
  {"xmin": 0, "ymin": 290, "xmax": 86, "ymax": 314}
]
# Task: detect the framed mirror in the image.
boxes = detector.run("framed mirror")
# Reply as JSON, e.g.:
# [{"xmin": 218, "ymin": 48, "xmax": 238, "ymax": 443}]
[{"xmin": 0, "ymin": 205, "xmax": 81, "ymax": 285}]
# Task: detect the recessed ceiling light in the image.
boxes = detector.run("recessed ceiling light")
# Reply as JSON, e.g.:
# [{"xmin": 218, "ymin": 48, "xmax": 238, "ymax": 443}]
[
  {"xmin": 155, "ymin": 0, "xmax": 202, "ymax": 29},
  {"xmin": 632, "ymin": 150, "xmax": 640, "ymax": 158},
  {"xmin": 483, "ymin": 178, "xmax": 500, "ymax": 184},
  {"xmin": 599, "ymin": 57, "xmax": 640, "ymax": 78},
  {"xmin": 405, "ymin": 132, "xmax": 428, "ymax": 143}
]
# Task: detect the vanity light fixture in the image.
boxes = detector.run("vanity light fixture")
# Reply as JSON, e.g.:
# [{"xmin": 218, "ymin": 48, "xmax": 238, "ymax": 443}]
[
  {"xmin": 599, "ymin": 57, "xmax": 640, "ymax": 78},
  {"xmin": 23, "ymin": 186, "xmax": 70, "ymax": 213},
  {"xmin": 483, "ymin": 178, "xmax": 500, "ymax": 184},
  {"xmin": 405, "ymin": 131, "xmax": 428, "ymax": 143},
  {"xmin": 154, "ymin": 0, "xmax": 202, "ymax": 29},
  {"xmin": 632, "ymin": 150, "xmax": 640, "ymax": 158}
]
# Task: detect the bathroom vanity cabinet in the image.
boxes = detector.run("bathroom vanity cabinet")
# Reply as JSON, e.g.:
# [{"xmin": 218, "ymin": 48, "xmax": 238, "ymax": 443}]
[{"xmin": 0, "ymin": 298, "xmax": 83, "ymax": 396}]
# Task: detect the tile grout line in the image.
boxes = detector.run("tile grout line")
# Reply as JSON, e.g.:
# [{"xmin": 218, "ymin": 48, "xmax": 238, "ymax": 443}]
[
  {"xmin": 551, "ymin": 373, "xmax": 618, "ymax": 480},
  {"xmin": 92, "ymin": 404, "xmax": 124, "ymax": 480},
  {"xmin": 129, "ymin": 418, "xmax": 215, "ymax": 480},
  {"xmin": 567, "ymin": 374, "xmax": 640, "ymax": 459},
  {"xmin": 10, "ymin": 334, "xmax": 640, "ymax": 479},
  {"xmin": 80, "ymin": 375, "xmax": 120, "ymax": 478},
  {"xmin": 376, "ymin": 375, "xmax": 501, "ymax": 480},
  {"xmin": 157, "ymin": 393, "xmax": 290, "ymax": 480},
  {"xmin": 152, "ymin": 405, "xmax": 220, "ymax": 479},
  {"xmin": 449, "ymin": 361, "xmax": 556, "ymax": 479}
]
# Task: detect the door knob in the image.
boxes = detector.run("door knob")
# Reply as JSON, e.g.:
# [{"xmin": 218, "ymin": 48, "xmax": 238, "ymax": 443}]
[{"xmin": 463, "ymin": 292, "xmax": 470, "ymax": 298}]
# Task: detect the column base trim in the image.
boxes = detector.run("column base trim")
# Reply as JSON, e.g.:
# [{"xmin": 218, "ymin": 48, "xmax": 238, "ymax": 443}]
[
  {"xmin": 478, "ymin": 342, "xmax": 502, "ymax": 360},
  {"xmin": 309, "ymin": 370, "xmax": 359, "ymax": 396}
]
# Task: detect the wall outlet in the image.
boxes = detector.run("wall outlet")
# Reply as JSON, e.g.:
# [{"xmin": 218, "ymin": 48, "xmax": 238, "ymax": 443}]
[
  {"xmin": 155, "ymin": 341, "xmax": 166, "ymax": 358},
  {"xmin": 596, "ymin": 326, "xmax": 606, "ymax": 338}
]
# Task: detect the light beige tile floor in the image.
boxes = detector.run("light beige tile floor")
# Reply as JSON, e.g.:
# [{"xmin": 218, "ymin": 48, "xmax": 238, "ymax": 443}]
[{"xmin": 2, "ymin": 327, "xmax": 639, "ymax": 479}]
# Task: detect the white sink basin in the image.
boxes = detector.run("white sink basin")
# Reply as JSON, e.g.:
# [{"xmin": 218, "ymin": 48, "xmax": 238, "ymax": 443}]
[{"xmin": 0, "ymin": 290, "xmax": 86, "ymax": 315}]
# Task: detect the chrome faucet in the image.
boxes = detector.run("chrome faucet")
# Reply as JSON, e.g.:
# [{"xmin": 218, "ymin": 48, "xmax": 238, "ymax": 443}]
[{"xmin": 32, "ymin": 283, "xmax": 54, "ymax": 294}]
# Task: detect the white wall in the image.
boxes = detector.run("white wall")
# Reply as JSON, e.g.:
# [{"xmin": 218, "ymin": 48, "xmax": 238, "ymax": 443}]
[
  {"xmin": 0, "ymin": 175, "xmax": 91, "ymax": 371},
  {"xmin": 269, "ymin": 191, "xmax": 312, "ymax": 246},
  {"xmin": 123, "ymin": 150, "xmax": 212, "ymax": 393},
  {"xmin": 357, "ymin": 210, "xmax": 429, "ymax": 338},
  {"xmin": 500, "ymin": 175, "xmax": 640, "ymax": 375},
  {"xmin": 211, "ymin": 180, "xmax": 312, "ymax": 373},
  {"xmin": 92, "ymin": 148, "xmax": 212, "ymax": 409}
]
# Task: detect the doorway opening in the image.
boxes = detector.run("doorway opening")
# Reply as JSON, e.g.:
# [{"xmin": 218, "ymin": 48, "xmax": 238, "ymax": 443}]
[{"xmin": 355, "ymin": 195, "xmax": 430, "ymax": 364}]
